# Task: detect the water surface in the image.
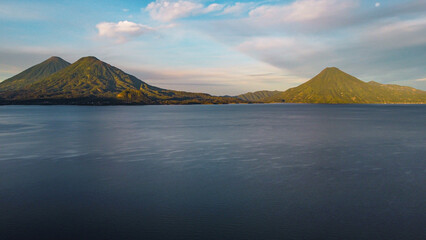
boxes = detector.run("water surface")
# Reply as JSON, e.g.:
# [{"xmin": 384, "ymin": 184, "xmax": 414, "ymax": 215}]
[{"xmin": 0, "ymin": 104, "xmax": 425, "ymax": 240}]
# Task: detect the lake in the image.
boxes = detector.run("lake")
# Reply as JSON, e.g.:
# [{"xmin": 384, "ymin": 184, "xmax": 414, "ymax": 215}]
[{"xmin": 0, "ymin": 104, "xmax": 425, "ymax": 240}]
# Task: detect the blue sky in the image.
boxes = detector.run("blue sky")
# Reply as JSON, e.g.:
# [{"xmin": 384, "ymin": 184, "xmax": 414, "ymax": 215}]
[{"xmin": 0, "ymin": 0, "xmax": 425, "ymax": 95}]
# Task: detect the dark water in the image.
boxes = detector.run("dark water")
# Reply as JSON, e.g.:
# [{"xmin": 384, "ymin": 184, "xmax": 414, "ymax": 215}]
[{"xmin": 0, "ymin": 104, "xmax": 425, "ymax": 240}]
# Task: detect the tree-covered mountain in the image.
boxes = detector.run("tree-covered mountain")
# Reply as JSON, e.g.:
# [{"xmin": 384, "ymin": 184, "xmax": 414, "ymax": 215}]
[
  {"xmin": 236, "ymin": 90, "xmax": 283, "ymax": 102},
  {"xmin": 262, "ymin": 67, "xmax": 426, "ymax": 104},
  {"xmin": 19, "ymin": 56, "xmax": 145, "ymax": 99},
  {"xmin": 0, "ymin": 56, "xmax": 70, "ymax": 91},
  {"xmin": 0, "ymin": 56, "xmax": 243, "ymax": 105},
  {"xmin": 1, "ymin": 58, "xmax": 425, "ymax": 104}
]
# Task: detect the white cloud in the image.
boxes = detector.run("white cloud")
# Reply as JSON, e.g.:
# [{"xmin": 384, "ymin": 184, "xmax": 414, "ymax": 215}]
[
  {"xmin": 249, "ymin": 0, "xmax": 357, "ymax": 24},
  {"xmin": 145, "ymin": 1, "xmax": 227, "ymax": 22},
  {"xmin": 415, "ymin": 77, "xmax": 426, "ymax": 82},
  {"xmin": 146, "ymin": 0, "xmax": 203, "ymax": 22},
  {"xmin": 96, "ymin": 21, "xmax": 153, "ymax": 43},
  {"xmin": 145, "ymin": 0, "xmax": 223, "ymax": 22},
  {"xmin": 204, "ymin": 3, "xmax": 224, "ymax": 13},
  {"xmin": 222, "ymin": 2, "xmax": 255, "ymax": 15},
  {"xmin": 375, "ymin": 2, "xmax": 380, "ymax": 7}
]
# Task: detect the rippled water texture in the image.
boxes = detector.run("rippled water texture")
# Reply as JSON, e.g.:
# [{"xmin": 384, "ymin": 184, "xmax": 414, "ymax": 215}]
[{"xmin": 0, "ymin": 104, "xmax": 425, "ymax": 240}]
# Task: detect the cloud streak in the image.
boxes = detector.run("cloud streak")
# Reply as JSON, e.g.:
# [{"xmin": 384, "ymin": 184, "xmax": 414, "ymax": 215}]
[
  {"xmin": 145, "ymin": 0, "xmax": 224, "ymax": 22},
  {"xmin": 222, "ymin": 2, "xmax": 255, "ymax": 15},
  {"xmin": 249, "ymin": 0, "xmax": 357, "ymax": 23}
]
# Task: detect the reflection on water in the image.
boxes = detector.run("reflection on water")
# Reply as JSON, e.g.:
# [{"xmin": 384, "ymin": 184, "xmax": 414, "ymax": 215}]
[{"xmin": 0, "ymin": 104, "xmax": 425, "ymax": 240}]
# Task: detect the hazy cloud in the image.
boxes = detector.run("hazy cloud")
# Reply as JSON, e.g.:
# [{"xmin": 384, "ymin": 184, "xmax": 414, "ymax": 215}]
[
  {"xmin": 231, "ymin": 15, "xmax": 426, "ymax": 82},
  {"xmin": 146, "ymin": 0, "xmax": 203, "ymax": 22},
  {"xmin": 249, "ymin": 0, "xmax": 358, "ymax": 25},
  {"xmin": 0, "ymin": 2, "xmax": 48, "ymax": 20},
  {"xmin": 236, "ymin": 36, "xmax": 334, "ymax": 76},
  {"xmin": 363, "ymin": 18, "xmax": 426, "ymax": 49},
  {"xmin": 222, "ymin": 2, "xmax": 255, "ymax": 15},
  {"xmin": 145, "ymin": 0, "xmax": 223, "ymax": 22},
  {"xmin": 122, "ymin": 63, "xmax": 294, "ymax": 95}
]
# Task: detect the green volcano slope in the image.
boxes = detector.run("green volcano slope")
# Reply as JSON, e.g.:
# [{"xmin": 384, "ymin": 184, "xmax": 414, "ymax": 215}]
[
  {"xmin": 0, "ymin": 56, "xmax": 243, "ymax": 105},
  {"xmin": 0, "ymin": 56, "xmax": 70, "ymax": 91},
  {"xmin": 264, "ymin": 67, "xmax": 426, "ymax": 104}
]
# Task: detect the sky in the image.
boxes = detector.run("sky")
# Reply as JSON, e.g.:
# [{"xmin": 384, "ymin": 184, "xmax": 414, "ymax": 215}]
[{"xmin": 0, "ymin": 0, "xmax": 425, "ymax": 95}]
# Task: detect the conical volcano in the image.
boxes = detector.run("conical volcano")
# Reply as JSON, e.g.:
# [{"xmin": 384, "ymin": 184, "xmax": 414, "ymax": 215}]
[
  {"xmin": 0, "ymin": 56, "xmax": 70, "ymax": 91},
  {"xmin": 24, "ymin": 56, "xmax": 146, "ymax": 98},
  {"xmin": 265, "ymin": 67, "xmax": 426, "ymax": 103}
]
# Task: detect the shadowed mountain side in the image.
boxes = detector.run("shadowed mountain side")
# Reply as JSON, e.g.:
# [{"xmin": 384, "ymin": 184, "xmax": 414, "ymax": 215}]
[
  {"xmin": 237, "ymin": 90, "xmax": 283, "ymax": 102},
  {"xmin": 0, "ymin": 56, "xmax": 245, "ymax": 105},
  {"xmin": 263, "ymin": 67, "xmax": 426, "ymax": 104},
  {"xmin": 0, "ymin": 57, "xmax": 70, "ymax": 91}
]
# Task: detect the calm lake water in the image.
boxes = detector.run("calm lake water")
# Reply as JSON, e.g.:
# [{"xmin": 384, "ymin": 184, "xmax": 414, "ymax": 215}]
[{"xmin": 0, "ymin": 104, "xmax": 425, "ymax": 240}]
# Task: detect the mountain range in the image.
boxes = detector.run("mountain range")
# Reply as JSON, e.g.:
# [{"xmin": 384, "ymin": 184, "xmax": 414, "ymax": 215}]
[
  {"xmin": 238, "ymin": 67, "xmax": 426, "ymax": 104},
  {"xmin": 0, "ymin": 56, "xmax": 241, "ymax": 105},
  {"xmin": 1, "ymin": 57, "xmax": 425, "ymax": 104}
]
